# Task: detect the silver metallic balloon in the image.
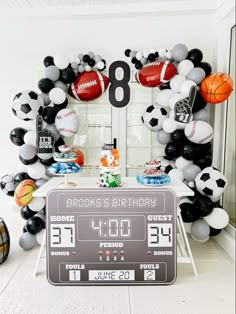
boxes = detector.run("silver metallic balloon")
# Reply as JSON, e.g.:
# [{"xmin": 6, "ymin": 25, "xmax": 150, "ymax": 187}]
[
  {"xmin": 45, "ymin": 65, "xmax": 60, "ymax": 82},
  {"xmin": 171, "ymin": 44, "xmax": 188, "ymax": 62},
  {"xmin": 156, "ymin": 130, "xmax": 171, "ymax": 145},
  {"xmin": 54, "ymin": 80, "xmax": 68, "ymax": 92},
  {"xmin": 19, "ymin": 232, "xmax": 36, "ymax": 250},
  {"xmin": 191, "ymin": 219, "xmax": 210, "ymax": 240},
  {"xmin": 183, "ymin": 165, "xmax": 201, "ymax": 181},
  {"xmin": 187, "ymin": 67, "xmax": 206, "ymax": 85}
]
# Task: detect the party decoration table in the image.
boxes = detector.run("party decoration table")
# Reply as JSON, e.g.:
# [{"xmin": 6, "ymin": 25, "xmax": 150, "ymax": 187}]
[{"xmin": 33, "ymin": 177, "xmax": 197, "ymax": 278}]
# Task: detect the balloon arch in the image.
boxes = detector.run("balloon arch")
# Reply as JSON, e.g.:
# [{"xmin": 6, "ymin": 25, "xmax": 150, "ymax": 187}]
[{"xmin": 0, "ymin": 44, "xmax": 233, "ymax": 250}]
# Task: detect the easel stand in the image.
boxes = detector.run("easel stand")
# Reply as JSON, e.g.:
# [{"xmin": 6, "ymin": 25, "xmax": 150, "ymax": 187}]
[{"xmin": 34, "ymin": 207, "xmax": 198, "ymax": 277}]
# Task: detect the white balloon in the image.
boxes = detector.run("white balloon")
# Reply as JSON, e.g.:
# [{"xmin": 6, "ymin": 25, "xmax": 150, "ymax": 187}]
[
  {"xmin": 175, "ymin": 157, "xmax": 193, "ymax": 171},
  {"xmin": 158, "ymin": 48, "xmax": 167, "ymax": 58},
  {"xmin": 27, "ymin": 161, "xmax": 46, "ymax": 180},
  {"xmin": 193, "ymin": 109, "xmax": 210, "ymax": 123},
  {"xmin": 24, "ymin": 131, "xmax": 36, "ymax": 147},
  {"xmin": 169, "ymin": 110, "xmax": 175, "ymax": 119},
  {"xmin": 156, "ymin": 89, "xmax": 176, "ymax": 108},
  {"xmin": 68, "ymin": 52, "xmax": 76, "ymax": 63},
  {"xmin": 177, "ymin": 60, "xmax": 194, "ymax": 77},
  {"xmin": 28, "ymin": 197, "xmax": 45, "ymax": 212},
  {"xmin": 162, "ymin": 118, "xmax": 177, "ymax": 133},
  {"xmin": 204, "ymin": 207, "xmax": 229, "ymax": 229},
  {"xmin": 180, "ymin": 80, "xmax": 197, "ymax": 98},
  {"xmin": 49, "ymin": 88, "xmax": 66, "ymax": 105},
  {"xmin": 169, "ymin": 168, "xmax": 184, "ymax": 181},
  {"xmin": 54, "ymin": 53, "xmax": 69, "ymax": 69},
  {"xmin": 170, "ymin": 75, "xmax": 186, "ymax": 93},
  {"xmin": 179, "ymin": 198, "xmax": 193, "ymax": 205}
]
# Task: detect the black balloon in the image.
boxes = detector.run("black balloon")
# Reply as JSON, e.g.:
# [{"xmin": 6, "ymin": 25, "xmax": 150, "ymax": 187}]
[
  {"xmin": 20, "ymin": 205, "xmax": 36, "ymax": 220},
  {"xmin": 10, "ymin": 128, "xmax": 27, "ymax": 146},
  {"xmin": 187, "ymin": 48, "xmax": 203, "ymax": 66},
  {"xmin": 14, "ymin": 172, "xmax": 31, "ymax": 186},
  {"xmin": 165, "ymin": 142, "xmax": 180, "ymax": 159},
  {"xmin": 148, "ymin": 53, "xmax": 155, "ymax": 62},
  {"xmin": 194, "ymin": 196, "xmax": 214, "ymax": 217},
  {"xmin": 40, "ymin": 157, "xmax": 55, "ymax": 166},
  {"xmin": 124, "ymin": 49, "xmax": 131, "ymax": 57},
  {"xmin": 60, "ymin": 68, "xmax": 76, "ymax": 84},
  {"xmin": 192, "ymin": 91, "xmax": 207, "ymax": 113},
  {"xmin": 188, "ymin": 188, "xmax": 202, "ymax": 201},
  {"xmin": 194, "ymin": 155, "xmax": 212, "ymax": 170},
  {"xmin": 54, "ymin": 98, "xmax": 68, "ymax": 111},
  {"xmin": 159, "ymin": 82, "xmax": 170, "ymax": 90},
  {"xmin": 19, "ymin": 155, "xmax": 38, "ymax": 165},
  {"xmin": 42, "ymin": 106, "xmax": 58, "ymax": 124},
  {"xmin": 83, "ymin": 54, "xmax": 90, "ymax": 63},
  {"xmin": 23, "ymin": 225, "xmax": 27, "ymax": 233},
  {"xmin": 199, "ymin": 62, "xmax": 212, "ymax": 77},
  {"xmin": 54, "ymin": 137, "xmax": 65, "ymax": 152},
  {"xmin": 180, "ymin": 203, "xmax": 200, "ymax": 223},
  {"xmin": 135, "ymin": 62, "xmax": 142, "ymax": 70},
  {"xmin": 154, "ymin": 52, "xmax": 159, "ymax": 59},
  {"xmin": 88, "ymin": 59, "xmax": 96, "ymax": 67},
  {"xmin": 195, "ymin": 142, "xmax": 211, "ymax": 158},
  {"xmin": 171, "ymin": 129, "xmax": 186, "ymax": 143},
  {"xmin": 131, "ymin": 57, "xmax": 138, "ymax": 64},
  {"xmin": 43, "ymin": 56, "xmax": 54, "ymax": 67},
  {"xmin": 26, "ymin": 216, "xmax": 44, "ymax": 235},
  {"xmin": 180, "ymin": 143, "xmax": 197, "ymax": 160},
  {"xmin": 209, "ymin": 227, "xmax": 222, "ymax": 236},
  {"xmin": 38, "ymin": 78, "xmax": 54, "ymax": 93}
]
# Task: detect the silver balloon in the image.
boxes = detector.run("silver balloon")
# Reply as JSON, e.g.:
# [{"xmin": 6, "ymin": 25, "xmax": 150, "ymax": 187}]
[
  {"xmin": 40, "ymin": 93, "xmax": 50, "ymax": 106},
  {"xmin": 19, "ymin": 232, "xmax": 36, "ymax": 250},
  {"xmin": 54, "ymin": 80, "xmax": 68, "ymax": 92},
  {"xmin": 19, "ymin": 144, "xmax": 37, "ymax": 160},
  {"xmin": 78, "ymin": 65, "xmax": 85, "ymax": 73},
  {"xmin": 193, "ymin": 109, "xmax": 210, "ymax": 122},
  {"xmin": 187, "ymin": 67, "xmax": 206, "ymax": 85},
  {"xmin": 71, "ymin": 62, "xmax": 78, "ymax": 70},
  {"xmin": 94, "ymin": 55, "xmax": 102, "ymax": 63},
  {"xmin": 171, "ymin": 44, "xmax": 188, "ymax": 62},
  {"xmin": 183, "ymin": 165, "xmax": 201, "ymax": 181},
  {"xmin": 88, "ymin": 51, "xmax": 95, "ymax": 59},
  {"xmin": 156, "ymin": 130, "xmax": 171, "ymax": 145},
  {"xmin": 191, "ymin": 219, "xmax": 210, "ymax": 240},
  {"xmin": 45, "ymin": 65, "xmax": 60, "ymax": 82}
]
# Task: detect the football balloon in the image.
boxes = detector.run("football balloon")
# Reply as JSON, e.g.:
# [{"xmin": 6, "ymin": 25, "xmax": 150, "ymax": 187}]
[
  {"xmin": 136, "ymin": 60, "xmax": 177, "ymax": 88},
  {"xmin": 69, "ymin": 71, "xmax": 109, "ymax": 102}
]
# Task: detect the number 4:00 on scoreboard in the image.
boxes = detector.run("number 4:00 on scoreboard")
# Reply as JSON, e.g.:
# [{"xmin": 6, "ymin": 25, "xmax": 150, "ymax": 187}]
[{"xmin": 46, "ymin": 189, "xmax": 177, "ymax": 285}]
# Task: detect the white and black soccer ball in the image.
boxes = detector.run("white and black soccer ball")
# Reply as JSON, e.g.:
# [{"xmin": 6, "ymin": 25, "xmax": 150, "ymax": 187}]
[
  {"xmin": 0, "ymin": 174, "xmax": 15, "ymax": 197},
  {"xmin": 141, "ymin": 104, "xmax": 168, "ymax": 131},
  {"xmin": 195, "ymin": 167, "xmax": 228, "ymax": 201},
  {"xmin": 156, "ymin": 156, "xmax": 176, "ymax": 174},
  {"xmin": 12, "ymin": 90, "xmax": 43, "ymax": 121}
]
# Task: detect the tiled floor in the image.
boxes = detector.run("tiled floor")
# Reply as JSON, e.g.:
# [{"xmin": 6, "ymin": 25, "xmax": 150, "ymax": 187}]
[{"xmin": 0, "ymin": 235, "xmax": 235, "ymax": 314}]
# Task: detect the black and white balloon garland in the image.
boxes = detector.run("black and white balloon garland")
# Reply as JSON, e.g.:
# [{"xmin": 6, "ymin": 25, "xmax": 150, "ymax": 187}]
[
  {"xmin": 125, "ymin": 43, "xmax": 229, "ymax": 242},
  {"xmin": 0, "ymin": 51, "xmax": 107, "ymax": 250}
]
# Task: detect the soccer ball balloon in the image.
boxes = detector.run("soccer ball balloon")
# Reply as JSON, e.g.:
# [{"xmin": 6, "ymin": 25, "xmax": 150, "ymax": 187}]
[
  {"xmin": 0, "ymin": 174, "xmax": 15, "ymax": 197},
  {"xmin": 12, "ymin": 90, "xmax": 43, "ymax": 121},
  {"xmin": 141, "ymin": 104, "xmax": 168, "ymax": 131},
  {"xmin": 195, "ymin": 167, "xmax": 228, "ymax": 201},
  {"xmin": 156, "ymin": 156, "xmax": 176, "ymax": 174}
]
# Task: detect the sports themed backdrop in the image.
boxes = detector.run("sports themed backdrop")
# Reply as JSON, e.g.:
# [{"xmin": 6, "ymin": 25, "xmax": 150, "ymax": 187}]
[{"xmin": 0, "ymin": 43, "xmax": 233, "ymax": 255}]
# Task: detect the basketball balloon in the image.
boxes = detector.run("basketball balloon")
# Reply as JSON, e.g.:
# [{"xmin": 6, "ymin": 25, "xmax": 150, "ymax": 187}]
[
  {"xmin": 14, "ymin": 179, "xmax": 36, "ymax": 206},
  {"xmin": 72, "ymin": 148, "xmax": 84, "ymax": 166},
  {"xmin": 0, "ymin": 218, "xmax": 10, "ymax": 264},
  {"xmin": 200, "ymin": 73, "xmax": 233, "ymax": 104}
]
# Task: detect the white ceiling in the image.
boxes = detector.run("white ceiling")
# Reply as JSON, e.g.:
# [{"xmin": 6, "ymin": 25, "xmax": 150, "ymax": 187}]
[{"xmin": 0, "ymin": 0, "xmax": 207, "ymax": 9}]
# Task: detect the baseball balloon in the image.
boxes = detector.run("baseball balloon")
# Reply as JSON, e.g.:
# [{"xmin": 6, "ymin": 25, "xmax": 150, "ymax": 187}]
[
  {"xmin": 184, "ymin": 120, "xmax": 214, "ymax": 144},
  {"xmin": 55, "ymin": 109, "xmax": 79, "ymax": 137}
]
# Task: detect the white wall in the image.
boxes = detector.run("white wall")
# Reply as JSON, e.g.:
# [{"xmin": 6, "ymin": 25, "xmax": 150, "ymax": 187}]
[{"xmin": 0, "ymin": 12, "xmax": 217, "ymax": 232}]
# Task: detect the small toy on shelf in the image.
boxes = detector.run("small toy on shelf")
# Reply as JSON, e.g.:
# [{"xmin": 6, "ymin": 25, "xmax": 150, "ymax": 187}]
[{"xmin": 98, "ymin": 139, "xmax": 122, "ymax": 188}]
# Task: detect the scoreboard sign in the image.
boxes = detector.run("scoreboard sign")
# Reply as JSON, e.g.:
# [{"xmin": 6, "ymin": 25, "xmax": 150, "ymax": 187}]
[{"xmin": 46, "ymin": 189, "xmax": 177, "ymax": 285}]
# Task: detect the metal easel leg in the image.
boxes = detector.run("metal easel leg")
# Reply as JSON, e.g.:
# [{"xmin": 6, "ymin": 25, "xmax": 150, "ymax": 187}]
[{"xmin": 33, "ymin": 229, "xmax": 46, "ymax": 277}]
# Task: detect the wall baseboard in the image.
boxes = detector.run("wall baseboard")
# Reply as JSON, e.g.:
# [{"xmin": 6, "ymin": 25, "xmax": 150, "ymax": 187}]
[{"xmin": 214, "ymin": 227, "xmax": 235, "ymax": 261}]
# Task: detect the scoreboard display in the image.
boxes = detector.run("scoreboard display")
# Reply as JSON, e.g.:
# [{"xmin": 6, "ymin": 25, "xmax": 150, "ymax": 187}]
[{"xmin": 46, "ymin": 189, "xmax": 176, "ymax": 285}]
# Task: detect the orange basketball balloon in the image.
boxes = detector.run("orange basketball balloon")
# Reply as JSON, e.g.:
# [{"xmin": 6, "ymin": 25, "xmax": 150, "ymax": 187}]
[
  {"xmin": 72, "ymin": 148, "xmax": 84, "ymax": 166},
  {"xmin": 200, "ymin": 72, "xmax": 233, "ymax": 104}
]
